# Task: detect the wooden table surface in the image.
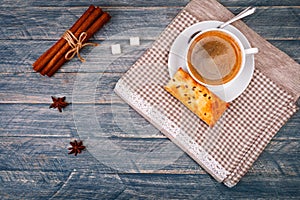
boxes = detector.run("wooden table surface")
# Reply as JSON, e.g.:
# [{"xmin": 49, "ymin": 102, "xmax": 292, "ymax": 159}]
[{"xmin": 0, "ymin": 0, "xmax": 299, "ymax": 199}]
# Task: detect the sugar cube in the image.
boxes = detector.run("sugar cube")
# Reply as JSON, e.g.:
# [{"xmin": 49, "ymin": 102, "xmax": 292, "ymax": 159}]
[
  {"xmin": 130, "ymin": 37, "xmax": 140, "ymax": 46},
  {"xmin": 111, "ymin": 44, "xmax": 121, "ymax": 55}
]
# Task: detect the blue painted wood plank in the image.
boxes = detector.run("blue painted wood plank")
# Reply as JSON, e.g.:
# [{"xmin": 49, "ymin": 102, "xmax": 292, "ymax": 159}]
[
  {"xmin": 0, "ymin": 110, "xmax": 299, "ymax": 198},
  {"xmin": 0, "ymin": 171, "xmax": 70, "ymax": 199},
  {"xmin": 0, "ymin": 0, "xmax": 190, "ymax": 8},
  {"xmin": 0, "ymin": 102, "xmax": 299, "ymax": 139},
  {"xmin": 0, "ymin": 39, "xmax": 299, "ymax": 73},
  {"xmin": 0, "ymin": 104, "xmax": 75, "ymax": 137},
  {"xmin": 0, "ymin": 0, "xmax": 299, "ymax": 8},
  {"xmin": 1, "ymin": 172, "xmax": 299, "ymax": 199},
  {"xmin": 115, "ymin": 173, "xmax": 300, "ymax": 199},
  {"xmin": 0, "ymin": 7, "xmax": 299, "ymax": 40},
  {"xmin": 0, "ymin": 137, "xmax": 116, "ymax": 172},
  {"xmin": 0, "ymin": 7, "xmax": 181, "ymax": 40},
  {"xmin": 0, "ymin": 73, "xmax": 76, "ymax": 103}
]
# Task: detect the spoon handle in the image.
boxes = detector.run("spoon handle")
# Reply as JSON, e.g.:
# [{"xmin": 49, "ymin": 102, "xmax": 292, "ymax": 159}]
[{"xmin": 218, "ymin": 7, "xmax": 256, "ymax": 29}]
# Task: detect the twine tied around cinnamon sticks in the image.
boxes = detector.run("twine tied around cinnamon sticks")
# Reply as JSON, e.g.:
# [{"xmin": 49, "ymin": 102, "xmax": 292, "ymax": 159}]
[
  {"xmin": 32, "ymin": 5, "xmax": 111, "ymax": 77},
  {"xmin": 63, "ymin": 30, "xmax": 98, "ymax": 62}
]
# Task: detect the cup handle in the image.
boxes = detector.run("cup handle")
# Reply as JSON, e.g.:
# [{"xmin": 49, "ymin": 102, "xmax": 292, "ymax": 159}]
[{"xmin": 245, "ymin": 47, "xmax": 259, "ymax": 55}]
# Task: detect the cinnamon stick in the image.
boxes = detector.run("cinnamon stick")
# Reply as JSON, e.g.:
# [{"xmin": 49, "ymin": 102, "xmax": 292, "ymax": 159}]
[
  {"xmin": 46, "ymin": 12, "xmax": 111, "ymax": 77},
  {"xmin": 33, "ymin": 5, "xmax": 95, "ymax": 72},
  {"xmin": 40, "ymin": 7, "xmax": 103, "ymax": 76},
  {"xmin": 85, "ymin": 12, "xmax": 111, "ymax": 41}
]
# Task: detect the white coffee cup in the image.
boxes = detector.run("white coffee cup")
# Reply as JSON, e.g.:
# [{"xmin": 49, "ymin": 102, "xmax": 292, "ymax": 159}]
[{"xmin": 186, "ymin": 28, "xmax": 258, "ymax": 88}]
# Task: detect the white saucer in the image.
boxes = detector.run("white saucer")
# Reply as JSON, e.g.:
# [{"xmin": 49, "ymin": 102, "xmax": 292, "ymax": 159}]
[{"xmin": 168, "ymin": 21, "xmax": 255, "ymax": 102}]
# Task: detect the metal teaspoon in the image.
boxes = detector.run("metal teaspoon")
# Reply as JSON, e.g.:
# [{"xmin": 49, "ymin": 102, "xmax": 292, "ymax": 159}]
[{"xmin": 187, "ymin": 6, "xmax": 256, "ymax": 43}]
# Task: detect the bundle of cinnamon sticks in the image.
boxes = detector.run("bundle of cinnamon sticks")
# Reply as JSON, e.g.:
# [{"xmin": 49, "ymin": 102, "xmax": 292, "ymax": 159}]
[{"xmin": 33, "ymin": 5, "xmax": 111, "ymax": 77}]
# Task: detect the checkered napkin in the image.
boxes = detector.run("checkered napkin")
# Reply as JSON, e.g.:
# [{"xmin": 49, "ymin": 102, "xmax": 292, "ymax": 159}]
[{"xmin": 114, "ymin": 3, "xmax": 299, "ymax": 187}]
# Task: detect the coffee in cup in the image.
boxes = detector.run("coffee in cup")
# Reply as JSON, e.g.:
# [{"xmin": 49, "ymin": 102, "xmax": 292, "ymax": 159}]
[{"xmin": 186, "ymin": 28, "xmax": 256, "ymax": 86}]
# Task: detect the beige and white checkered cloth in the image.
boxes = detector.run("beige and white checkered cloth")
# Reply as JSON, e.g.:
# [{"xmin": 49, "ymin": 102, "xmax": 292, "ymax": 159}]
[{"xmin": 114, "ymin": 9, "xmax": 298, "ymax": 187}]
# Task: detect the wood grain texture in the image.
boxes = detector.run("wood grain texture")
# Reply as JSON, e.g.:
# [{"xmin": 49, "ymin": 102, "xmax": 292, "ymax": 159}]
[
  {"xmin": 0, "ymin": 7, "xmax": 299, "ymax": 40},
  {"xmin": 1, "ymin": 103, "xmax": 299, "ymax": 139},
  {"xmin": 0, "ymin": 39, "xmax": 299, "ymax": 74},
  {"xmin": 0, "ymin": 0, "xmax": 299, "ymax": 199},
  {"xmin": 1, "ymin": 0, "xmax": 299, "ymax": 7}
]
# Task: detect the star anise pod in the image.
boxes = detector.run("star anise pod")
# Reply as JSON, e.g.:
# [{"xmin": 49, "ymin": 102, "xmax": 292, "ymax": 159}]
[
  {"xmin": 68, "ymin": 140, "xmax": 85, "ymax": 156},
  {"xmin": 49, "ymin": 96, "xmax": 69, "ymax": 112}
]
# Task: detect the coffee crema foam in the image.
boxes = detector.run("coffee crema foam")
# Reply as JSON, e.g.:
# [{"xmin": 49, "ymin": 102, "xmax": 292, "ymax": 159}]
[{"xmin": 187, "ymin": 30, "xmax": 242, "ymax": 85}]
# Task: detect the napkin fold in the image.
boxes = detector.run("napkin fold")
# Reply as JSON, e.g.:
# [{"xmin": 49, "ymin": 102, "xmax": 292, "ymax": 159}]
[{"xmin": 114, "ymin": 0, "xmax": 299, "ymax": 187}]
